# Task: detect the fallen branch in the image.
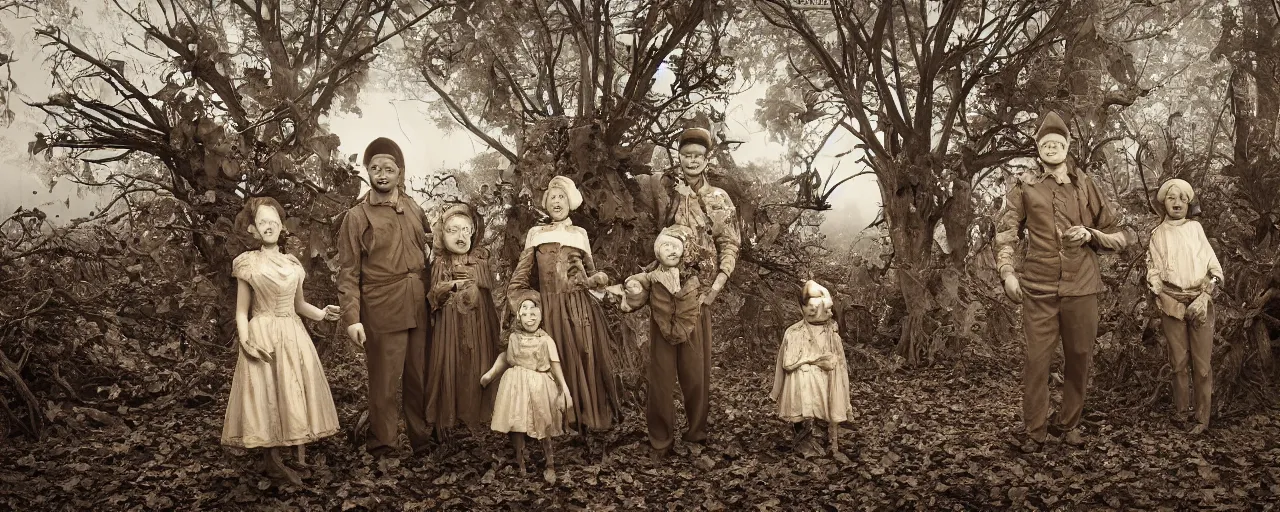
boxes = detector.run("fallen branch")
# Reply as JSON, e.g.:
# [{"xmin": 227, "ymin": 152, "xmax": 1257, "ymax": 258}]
[{"xmin": 0, "ymin": 345, "xmax": 43, "ymax": 439}]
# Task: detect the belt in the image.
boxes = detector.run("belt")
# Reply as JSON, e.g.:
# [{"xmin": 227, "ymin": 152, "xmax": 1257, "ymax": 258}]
[{"xmin": 362, "ymin": 270, "xmax": 423, "ymax": 288}]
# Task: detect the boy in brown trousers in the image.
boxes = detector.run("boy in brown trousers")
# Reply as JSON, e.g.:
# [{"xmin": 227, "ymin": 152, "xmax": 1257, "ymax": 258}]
[{"xmin": 1146, "ymin": 178, "xmax": 1222, "ymax": 433}]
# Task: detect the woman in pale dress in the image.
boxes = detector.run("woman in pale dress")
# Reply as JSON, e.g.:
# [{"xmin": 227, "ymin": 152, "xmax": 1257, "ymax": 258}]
[
  {"xmin": 770, "ymin": 281, "xmax": 851, "ymax": 456},
  {"xmin": 222, "ymin": 197, "xmax": 341, "ymax": 485},
  {"xmin": 481, "ymin": 289, "xmax": 572, "ymax": 484}
]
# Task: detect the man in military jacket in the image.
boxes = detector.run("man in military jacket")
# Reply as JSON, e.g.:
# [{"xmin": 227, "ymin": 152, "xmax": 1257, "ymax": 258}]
[{"xmin": 994, "ymin": 112, "xmax": 1133, "ymax": 451}]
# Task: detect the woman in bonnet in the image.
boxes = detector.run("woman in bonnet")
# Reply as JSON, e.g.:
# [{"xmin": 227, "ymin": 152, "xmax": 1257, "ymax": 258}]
[{"xmin": 506, "ymin": 176, "xmax": 620, "ymax": 448}]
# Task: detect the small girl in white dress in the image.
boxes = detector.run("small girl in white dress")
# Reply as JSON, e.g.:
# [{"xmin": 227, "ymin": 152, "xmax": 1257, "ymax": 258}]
[
  {"xmin": 770, "ymin": 281, "xmax": 852, "ymax": 456},
  {"xmin": 481, "ymin": 289, "xmax": 572, "ymax": 484}
]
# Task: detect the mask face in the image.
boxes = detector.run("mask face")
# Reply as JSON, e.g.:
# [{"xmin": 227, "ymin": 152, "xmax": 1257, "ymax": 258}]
[
  {"xmin": 677, "ymin": 144, "xmax": 708, "ymax": 178},
  {"xmin": 545, "ymin": 188, "xmax": 570, "ymax": 221},
  {"xmin": 803, "ymin": 296, "xmax": 832, "ymax": 322},
  {"xmin": 1038, "ymin": 139, "xmax": 1068, "ymax": 166},
  {"xmin": 657, "ymin": 239, "xmax": 683, "ymax": 267},
  {"xmin": 367, "ymin": 155, "xmax": 401, "ymax": 194},
  {"xmin": 518, "ymin": 300, "xmax": 542, "ymax": 331},
  {"xmin": 443, "ymin": 214, "xmax": 474, "ymax": 255},
  {"xmin": 1164, "ymin": 189, "xmax": 1189, "ymax": 220},
  {"xmin": 252, "ymin": 204, "xmax": 283, "ymax": 245}
]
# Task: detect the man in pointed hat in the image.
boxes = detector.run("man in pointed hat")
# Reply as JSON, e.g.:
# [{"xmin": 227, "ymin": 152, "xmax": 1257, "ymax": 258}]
[
  {"xmin": 337, "ymin": 137, "xmax": 434, "ymax": 456},
  {"xmin": 993, "ymin": 112, "xmax": 1134, "ymax": 451}
]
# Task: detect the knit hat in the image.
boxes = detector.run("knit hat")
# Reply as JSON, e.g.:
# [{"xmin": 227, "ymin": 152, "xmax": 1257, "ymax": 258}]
[
  {"xmin": 1035, "ymin": 112, "xmax": 1070, "ymax": 147},
  {"xmin": 543, "ymin": 175, "xmax": 583, "ymax": 211},
  {"xmin": 677, "ymin": 127, "xmax": 714, "ymax": 150},
  {"xmin": 1157, "ymin": 178, "xmax": 1194, "ymax": 203},
  {"xmin": 653, "ymin": 224, "xmax": 692, "ymax": 259},
  {"xmin": 362, "ymin": 137, "xmax": 405, "ymax": 170}
]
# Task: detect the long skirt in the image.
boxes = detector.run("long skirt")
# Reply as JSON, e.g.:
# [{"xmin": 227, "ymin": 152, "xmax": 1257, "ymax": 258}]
[
  {"xmin": 222, "ymin": 315, "xmax": 339, "ymax": 448},
  {"xmin": 540, "ymin": 289, "xmax": 620, "ymax": 431},
  {"xmin": 425, "ymin": 300, "xmax": 501, "ymax": 430}
]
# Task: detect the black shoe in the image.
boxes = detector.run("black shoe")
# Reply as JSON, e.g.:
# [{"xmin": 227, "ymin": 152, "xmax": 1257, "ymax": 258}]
[{"xmin": 366, "ymin": 444, "xmax": 395, "ymax": 458}]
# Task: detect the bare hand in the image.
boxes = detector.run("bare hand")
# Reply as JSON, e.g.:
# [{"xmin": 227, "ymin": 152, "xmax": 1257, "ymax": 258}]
[
  {"xmin": 625, "ymin": 279, "xmax": 644, "ymax": 296},
  {"xmin": 1003, "ymin": 274, "xmax": 1024, "ymax": 303},
  {"xmin": 702, "ymin": 273, "xmax": 728, "ymax": 306},
  {"xmin": 452, "ymin": 269, "xmax": 472, "ymax": 281},
  {"xmin": 346, "ymin": 323, "xmax": 367, "ymax": 349},
  {"xmin": 1186, "ymin": 294, "xmax": 1210, "ymax": 326},
  {"xmin": 1148, "ymin": 281, "xmax": 1163, "ymax": 297},
  {"xmin": 322, "ymin": 305, "xmax": 341, "ymax": 322},
  {"xmin": 559, "ymin": 387, "xmax": 573, "ymax": 411},
  {"xmin": 480, "ymin": 369, "xmax": 495, "ymax": 388},
  {"xmin": 587, "ymin": 272, "xmax": 610, "ymax": 290},
  {"xmin": 812, "ymin": 354, "xmax": 836, "ymax": 371},
  {"xmin": 240, "ymin": 340, "xmax": 273, "ymax": 364},
  {"xmin": 1061, "ymin": 226, "xmax": 1091, "ymax": 248}
]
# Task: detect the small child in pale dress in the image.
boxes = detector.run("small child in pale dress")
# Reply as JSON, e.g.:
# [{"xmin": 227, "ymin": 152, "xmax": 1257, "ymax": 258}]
[
  {"xmin": 481, "ymin": 289, "xmax": 572, "ymax": 483},
  {"xmin": 770, "ymin": 280, "xmax": 852, "ymax": 457}
]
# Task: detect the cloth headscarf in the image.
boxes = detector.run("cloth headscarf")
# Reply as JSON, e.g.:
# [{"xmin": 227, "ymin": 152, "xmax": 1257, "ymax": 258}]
[
  {"xmin": 801, "ymin": 280, "xmax": 833, "ymax": 310},
  {"xmin": 431, "ymin": 203, "xmax": 481, "ymax": 254},
  {"xmin": 543, "ymin": 175, "xmax": 583, "ymax": 211},
  {"xmin": 1157, "ymin": 178, "xmax": 1194, "ymax": 204}
]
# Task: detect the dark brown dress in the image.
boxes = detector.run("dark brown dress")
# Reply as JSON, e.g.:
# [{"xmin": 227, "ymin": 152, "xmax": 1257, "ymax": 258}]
[
  {"xmin": 425, "ymin": 250, "xmax": 501, "ymax": 431},
  {"xmin": 508, "ymin": 222, "xmax": 620, "ymax": 432}
]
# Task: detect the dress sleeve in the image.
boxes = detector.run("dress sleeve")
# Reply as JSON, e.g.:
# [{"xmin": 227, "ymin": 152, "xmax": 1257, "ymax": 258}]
[
  {"xmin": 231, "ymin": 252, "xmax": 253, "ymax": 281},
  {"xmin": 1085, "ymin": 177, "xmax": 1135, "ymax": 251},
  {"xmin": 781, "ymin": 328, "xmax": 809, "ymax": 370},
  {"xmin": 427, "ymin": 257, "xmax": 454, "ymax": 310},
  {"xmin": 1199, "ymin": 222, "xmax": 1224, "ymax": 282},
  {"xmin": 506, "ymin": 245, "xmax": 538, "ymax": 312},
  {"xmin": 544, "ymin": 333, "xmax": 561, "ymax": 364},
  {"xmin": 708, "ymin": 191, "xmax": 741, "ymax": 278}
]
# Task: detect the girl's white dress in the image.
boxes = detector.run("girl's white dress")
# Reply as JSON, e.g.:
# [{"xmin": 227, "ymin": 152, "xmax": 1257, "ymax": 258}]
[
  {"xmin": 490, "ymin": 329, "xmax": 565, "ymax": 439},
  {"xmin": 770, "ymin": 319, "xmax": 852, "ymax": 423},
  {"xmin": 221, "ymin": 250, "xmax": 339, "ymax": 448}
]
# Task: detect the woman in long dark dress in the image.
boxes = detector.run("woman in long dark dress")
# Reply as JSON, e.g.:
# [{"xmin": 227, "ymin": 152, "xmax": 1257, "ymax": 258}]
[
  {"xmin": 507, "ymin": 176, "xmax": 621, "ymax": 445},
  {"xmin": 425, "ymin": 203, "xmax": 501, "ymax": 436}
]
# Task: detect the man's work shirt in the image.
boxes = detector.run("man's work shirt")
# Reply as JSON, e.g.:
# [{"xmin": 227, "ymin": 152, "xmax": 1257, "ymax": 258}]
[
  {"xmin": 994, "ymin": 163, "xmax": 1126, "ymax": 297},
  {"xmin": 647, "ymin": 169, "xmax": 741, "ymax": 287},
  {"xmin": 337, "ymin": 192, "xmax": 429, "ymax": 333}
]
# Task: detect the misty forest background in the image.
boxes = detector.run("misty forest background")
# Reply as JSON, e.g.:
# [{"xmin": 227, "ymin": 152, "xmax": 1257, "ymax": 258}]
[{"xmin": 2, "ymin": 0, "xmax": 1280, "ymax": 509}]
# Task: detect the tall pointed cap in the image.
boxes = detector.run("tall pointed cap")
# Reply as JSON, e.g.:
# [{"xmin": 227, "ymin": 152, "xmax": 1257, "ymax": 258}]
[{"xmin": 1034, "ymin": 111, "xmax": 1070, "ymax": 142}]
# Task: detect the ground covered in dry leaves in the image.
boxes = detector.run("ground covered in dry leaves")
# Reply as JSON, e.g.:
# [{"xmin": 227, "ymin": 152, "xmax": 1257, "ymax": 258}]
[{"xmin": 3, "ymin": 339, "xmax": 1280, "ymax": 511}]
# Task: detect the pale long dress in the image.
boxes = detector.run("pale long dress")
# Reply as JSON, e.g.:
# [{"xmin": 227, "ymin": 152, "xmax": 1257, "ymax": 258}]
[
  {"xmin": 770, "ymin": 320, "xmax": 852, "ymax": 423},
  {"xmin": 490, "ymin": 330, "xmax": 565, "ymax": 440},
  {"xmin": 221, "ymin": 250, "xmax": 340, "ymax": 448}
]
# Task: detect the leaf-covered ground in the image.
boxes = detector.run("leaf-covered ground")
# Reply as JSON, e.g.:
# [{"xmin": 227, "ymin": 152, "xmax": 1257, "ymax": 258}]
[{"xmin": 3, "ymin": 341, "xmax": 1280, "ymax": 511}]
